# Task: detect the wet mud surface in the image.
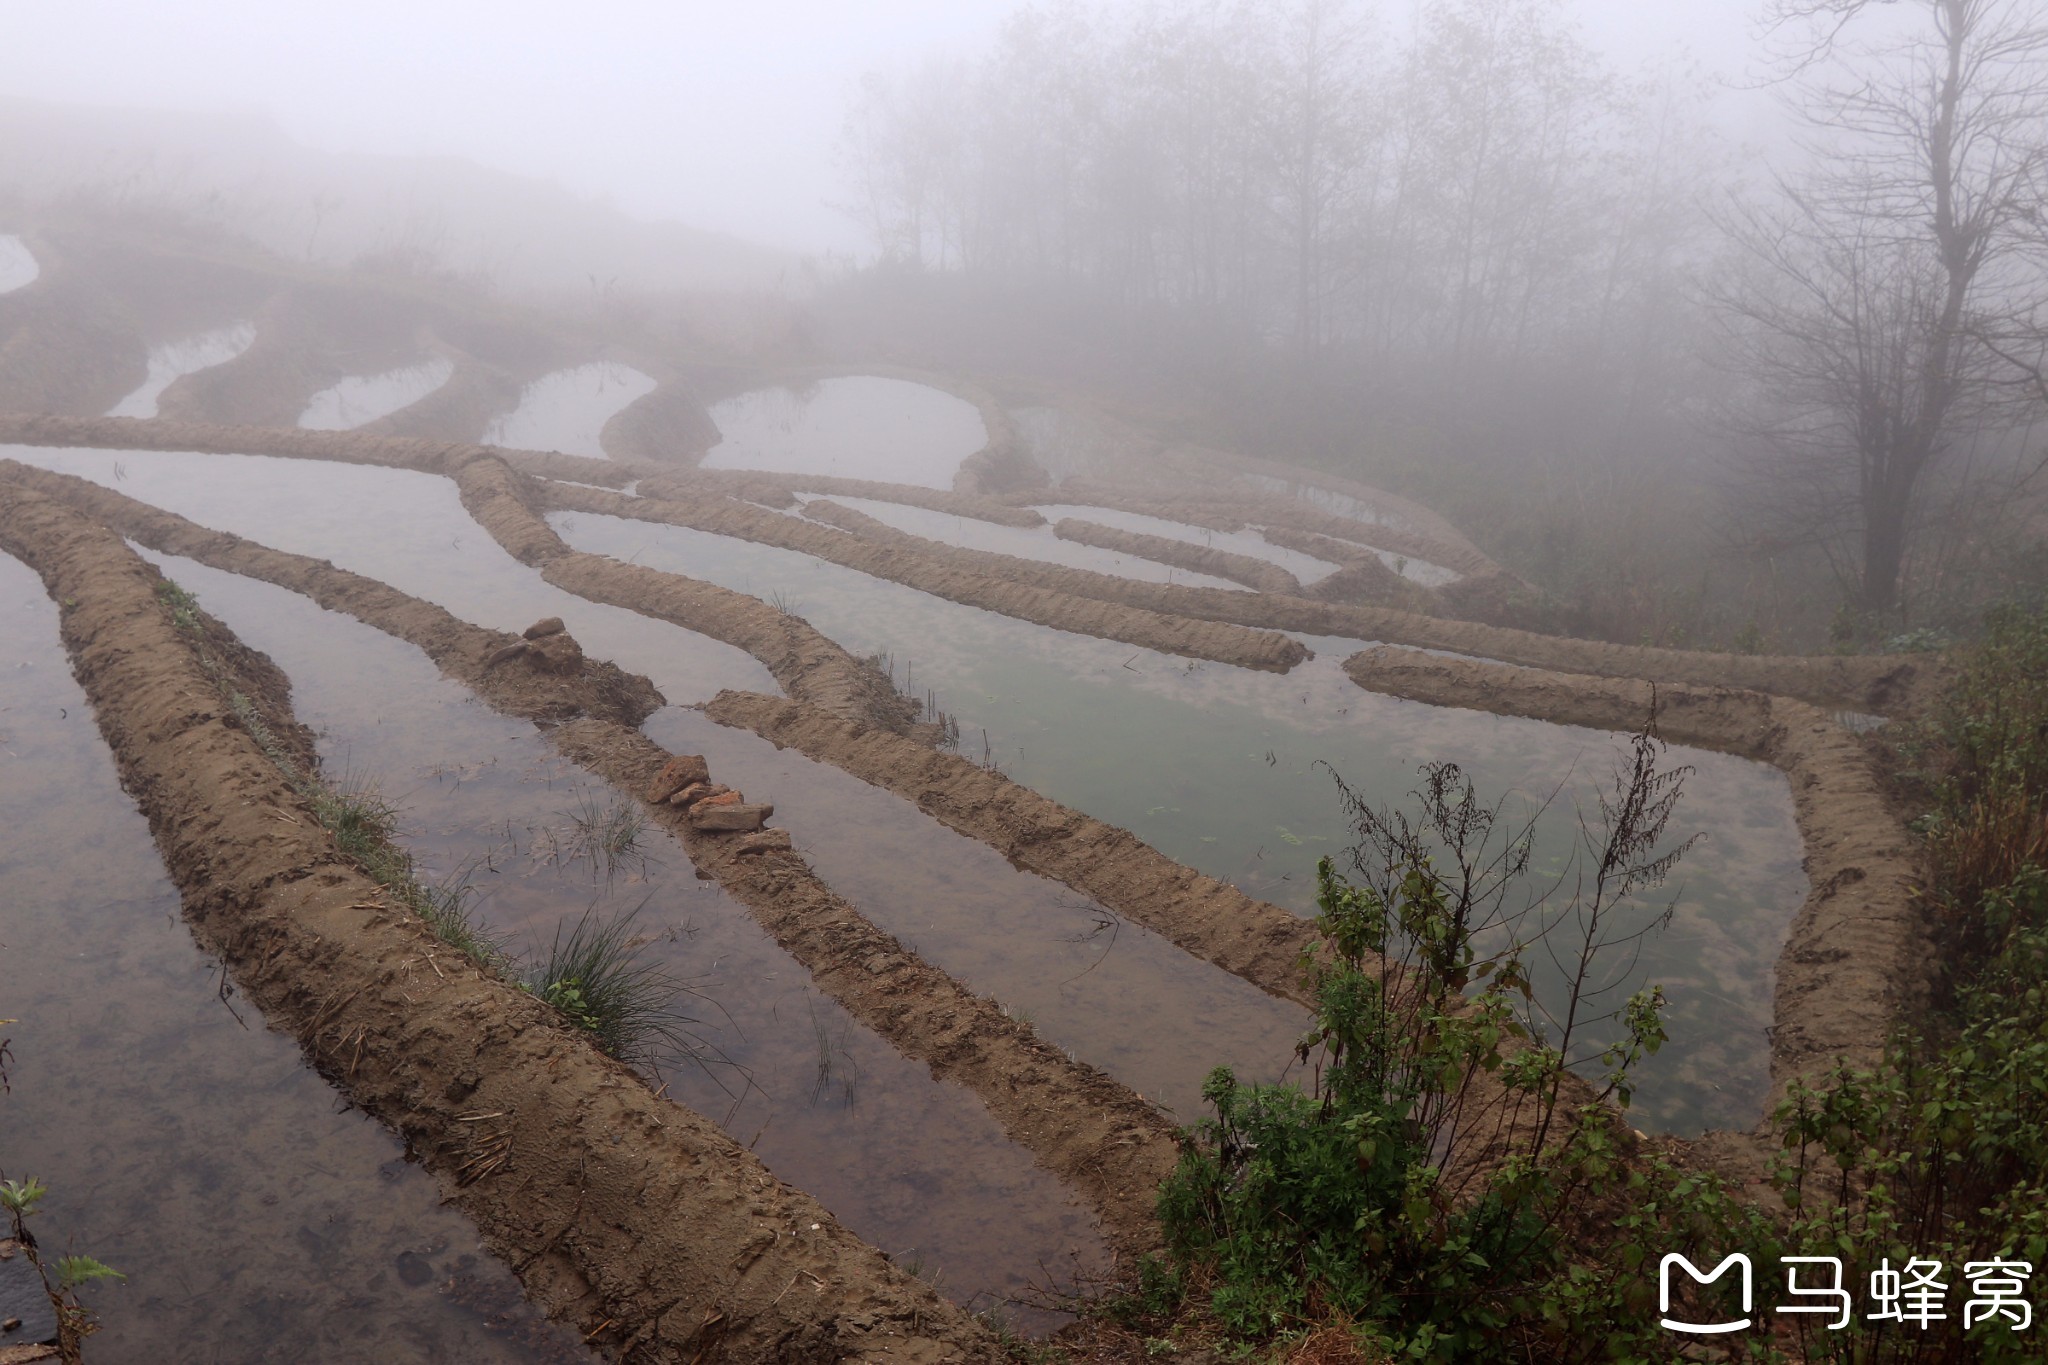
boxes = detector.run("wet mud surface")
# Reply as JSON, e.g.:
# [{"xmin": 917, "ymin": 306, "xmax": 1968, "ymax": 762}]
[
  {"xmin": 0, "ymin": 554, "xmax": 591, "ymax": 1365},
  {"xmin": 0, "ymin": 482, "xmax": 1000, "ymax": 1362},
  {"xmin": 140, "ymin": 554, "xmax": 1112, "ymax": 1318},
  {"xmin": 5, "ymin": 460, "xmax": 1182, "ymax": 1266}
]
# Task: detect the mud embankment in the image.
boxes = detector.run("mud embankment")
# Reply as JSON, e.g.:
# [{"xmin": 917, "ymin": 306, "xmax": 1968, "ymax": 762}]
[
  {"xmin": 455, "ymin": 460, "xmax": 929, "ymax": 733},
  {"xmin": 4, "ymin": 458, "xmax": 1177, "ymax": 1254},
  {"xmin": 1340, "ymin": 645, "xmax": 1930, "ymax": 1104},
  {"xmin": 702, "ymin": 690, "xmax": 1321, "ymax": 1009},
  {"xmin": 0, "ymin": 409, "xmax": 636, "ymax": 488},
  {"xmin": 0, "ymin": 481, "xmax": 999, "ymax": 1364},
  {"xmin": 1052, "ymin": 518, "xmax": 1302, "ymax": 595},
  {"xmin": 357, "ymin": 345, "xmax": 524, "ymax": 446},
  {"xmin": 638, "ymin": 468, "xmax": 1046, "ymax": 528},
  {"xmin": 598, "ymin": 380, "xmax": 726, "ymax": 466},
  {"xmin": 732, "ymin": 481, "xmax": 1938, "ymax": 715},
  {"xmin": 0, "ymin": 240, "xmax": 148, "ymax": 416},
  {"xmin": 543, "ymin": 482, "xmax": 1311, "ymax": 673}
]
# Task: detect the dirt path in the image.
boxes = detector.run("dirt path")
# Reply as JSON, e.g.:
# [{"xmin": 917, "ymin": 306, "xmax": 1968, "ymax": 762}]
[
  {"xmin": 4, "ymin": 457, "xmax": 1178, "ymax": 1258},
  {"xmin": 542, "ymin": 483, "xmax": 1310, "ymax": 674},
  {"xmin": 1051, "ymin": 518, "xmax": 1302, "ymax": 595},
  {"xmin": 1339, "ymin": 645, "xmax": 1931, "ymax": 1112},
  {"xmin": 0, "ymin": 479, "xmax": 1000, "ymax": 1364},
  {"xmin": 701, "ymin": 690, "xmax": 1320, "ymax": 1011}
]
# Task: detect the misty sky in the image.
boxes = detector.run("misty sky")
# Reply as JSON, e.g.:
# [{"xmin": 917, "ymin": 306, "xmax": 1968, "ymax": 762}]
[{"xmin": 2, "ymin": 1, "xmax": 1778, "ymax": 255}]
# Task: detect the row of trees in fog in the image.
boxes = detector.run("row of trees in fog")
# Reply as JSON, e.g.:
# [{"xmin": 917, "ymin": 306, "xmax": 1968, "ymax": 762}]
[{"xmin": 841, "ymin": 0, "xmax": 2048, "ymax": 625}]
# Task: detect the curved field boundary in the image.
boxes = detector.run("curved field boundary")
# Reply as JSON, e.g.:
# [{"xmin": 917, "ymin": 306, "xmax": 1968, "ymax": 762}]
[
  {"xmin": 702, "ymin": 689, "xmax": 1322, "ymax": 1011},
  {"xmin": 5, "ymin": 458, "xmax": 1179, "ymax": 1256},
  {"xmin": 0, "ymin": 480, "xmax": 999, "ymax": 1364},
  {"xmin": 0, "ymin": 411, "xmax": 1935, "ymax": 710},
  {"xmin": 1052, "ymin": 518, "xmax": 1303, "ymax": 595},
  {"xmin": 679, "ymin": 362, "xmax": 1041, "ymax": 496},
  {"xmin": 540, "ymin": 482, "xmax": 1311, "ymax": 673},
  {"xmin": 0, "ymin": 414, "xmax": 931, "ymax": 732},
  {"xmin": 356, "ymin": 345, "xmax": 525, "ymax": 445},
  {"xmin": 452, "ymin": 458, "xmax": 929, "ymax": 732},
  {"xmin": 0, "ymin": 409, "xmax": 639, "ymax": 488},
  {"xmin": 1042, "ymin": 477, "xmax": 1498, "ymax": 582},
  {"xmin": 746, "ymin": 489, "xmax": 1940, "ymax": 716},
  {"xmin": 638, "ymin": 467, "xmax": 1047, "ymax": 528},
  {"xmin": 1340, "ymin": 645, "xmax": 1931, "ymax": 1107}
]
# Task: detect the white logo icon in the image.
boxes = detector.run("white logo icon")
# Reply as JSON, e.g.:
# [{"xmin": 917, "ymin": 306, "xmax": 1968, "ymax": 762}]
[{"xmin": 1660, "ymin": 1253, "xmax": 1754, "ymax": 1335}]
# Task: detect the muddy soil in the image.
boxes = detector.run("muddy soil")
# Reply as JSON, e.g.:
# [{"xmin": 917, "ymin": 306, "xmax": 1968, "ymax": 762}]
[
  {"xmin": 8, "ymin": 458, "xmax": 1179, "ymax": 1256},
  {"xmin": 702, "ymin": 691, "xmax": 1321, "ymax": 1010},
  {"xmin": 542, "ymin": 483, "xmax": 1309, "ymax": 674},
  {"xmin": 638, "ymin": 468, "xmax": 1045, "ymax": 528},
  {"xmin": 0, "ymin": 410, "xmax": 638, "ymax": 488},
  {"xmin": 598, "ymin": 380, "xmax": 728, "ymax": 466},
  {"xmin": 1052, "ymin": 519, "xmax": 1302, "ymax": 595},
  {"xmin": 451, "ymin": 458, "xmax": 929, "ymax": 733},
  {"xmin": 729, "ymin": 490, "xmax": 1939, "ymax": 716},
  {"xmin": 0, "ymin": 555, "xmax": 593, "ymax": 1365},
  {"xmin": 1339, "ymin": 645, "xmax": 1932, "ymax": 1108},
  {"xmin": 0, "ymin": 480, "xmax": 1000, "ymax": 1363},
  {"xmin": 0, "ymin": 247, "xmax": 147, "ymax": 416}
]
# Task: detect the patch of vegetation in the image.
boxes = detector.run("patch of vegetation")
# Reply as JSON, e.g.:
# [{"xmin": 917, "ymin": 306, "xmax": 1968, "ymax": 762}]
[
  {"xmin": 565, "ymin": 788, "xmax": 649, "ymax": 885},
  {"xmin": 1762, "ymin": 600, "xmax": 2048, "ymax": 1364},
  {"xmin": 1116, "ymin": 724, "xmax": 1784, "ymax": 1360},
  {"xmin": 523, "ymin": 904, "xmax": 717, "ymax": 1072},
  {"xmin": 173, "ymin": 578, "xmax": 705, "ymax": 1072},
  {"xmin": 153, "ymin": 577, "xmax": 201, "ymax": 634},
  {"xmin": 2, "ymin": 1172, "xmax": 122, "ymax": 1352}
]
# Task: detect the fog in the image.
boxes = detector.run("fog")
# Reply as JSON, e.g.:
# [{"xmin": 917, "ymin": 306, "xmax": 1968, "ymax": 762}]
[{"xmin": 4, "ymin": 0, "xmax": 1771, "ymax": 254}]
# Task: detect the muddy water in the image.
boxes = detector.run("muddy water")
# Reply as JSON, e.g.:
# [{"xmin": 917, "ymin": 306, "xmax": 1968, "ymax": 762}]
[
  {"xmin": 0, "ymin": 554, "xmax": 592, "ymax": 1364},
  {"xmin": 484, "ymin": 363, "xmax": 657, "ymax": 458},
  {"xmin": 807, "ymin": 495, "xmax": 1246, "ymax": 591},
  {"xmin": 647, "ymin": 706, "xmax": 1308, "ymax": 1119},
  {"xmin": 136, "ymin": 551, "xmax": 1108, "ymax": 1319},
  {"xmin": 555, "ymin": 513, "xmax": 1806, "ymax": 1136},
  {"xmin": 0, "ymin": 443, "xmax": 1803, "ymax": 1132},
  {"xmin": 0, "ymin": 445, "xmax": 775, "ymax": 706},
  {"xmin": 0, "ymin": 235, "xmax": 37, "ymax": 294},
  {"xmin": 703, "ymin": 378, "xmax": 987, "ymax": 489},
  {"xmin": 1032, "ymin": 504, "xmax": 1342, "ymax": 584},
  {"xmin": 1239, "ymin": 471, "xmax": 1417, "ymax": 533},
  {"xmin": 300, "ymin": 357, "xmax": 455, "ymax": 430},
  {"xmin": 106, "ymin": 323, "xmax": 257, "ymax": 418}
]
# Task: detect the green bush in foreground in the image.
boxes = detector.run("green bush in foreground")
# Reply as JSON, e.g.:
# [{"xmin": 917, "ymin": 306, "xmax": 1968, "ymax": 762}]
[{"xmin": 1154, "ymin": 736, "xmax": 1781, "ymax": 1361}]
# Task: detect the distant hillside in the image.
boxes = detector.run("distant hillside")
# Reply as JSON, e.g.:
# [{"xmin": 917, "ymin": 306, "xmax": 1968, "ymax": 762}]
[{"xmin": 0, "ymin": 95, "xmax": 800, "ymax": 297}]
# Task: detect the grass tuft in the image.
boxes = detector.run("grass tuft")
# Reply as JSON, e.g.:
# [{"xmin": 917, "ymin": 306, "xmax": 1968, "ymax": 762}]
[{"xmin": 524, "ymin": 904, "xmax": 714, "ymax": 1069}]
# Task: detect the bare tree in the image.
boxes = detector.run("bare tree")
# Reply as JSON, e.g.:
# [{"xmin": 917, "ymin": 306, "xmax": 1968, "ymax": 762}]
[{"xmin": 1716, "ymin": 0, "xmax": 2048, "ymax": 616}]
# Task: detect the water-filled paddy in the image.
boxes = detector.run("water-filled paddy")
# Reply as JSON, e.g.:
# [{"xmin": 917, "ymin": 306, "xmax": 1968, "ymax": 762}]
[
  {"xmin": 1032, "ymin": 503, "xmax": 1343, "ymax": 583},
  {"xmin": 557, "ymin": 510, "xmax": 1806, "ymax": 1136},
  {"xmin": 484, "ymin": 363, "xmax": 656, "ymax": 457},
  {"xmin": 809, "ymin": 494, "xmax": 1245, "ymax": 590},
  {"xmin": 1, "ymin": 444, "xmax": 775, "ymax": 706},
  {"xmin": 0, "ymin": 552, "xmax": 590, "ymax": 1364},
  {"xmin": 0, "ymin": 234, "xmax": 39, "ymax": 294},
  {"xmin": 106, "ymin": 323, "xmax": 257, "ymax": 418},
  {"xmin": 299, "ymin": 356, "xmax": 454, "ymax": 429},
  {"xmin": 0, "ymin": 442, "xmax": 1805, "ymax": 1136},
  {"xmin": 703, "ymin": 377, "xmax": 987, "ymax": 488},
  {"xmin": 134, "ymin": 551, "xmax": 1108, "ymax": 1319}
]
